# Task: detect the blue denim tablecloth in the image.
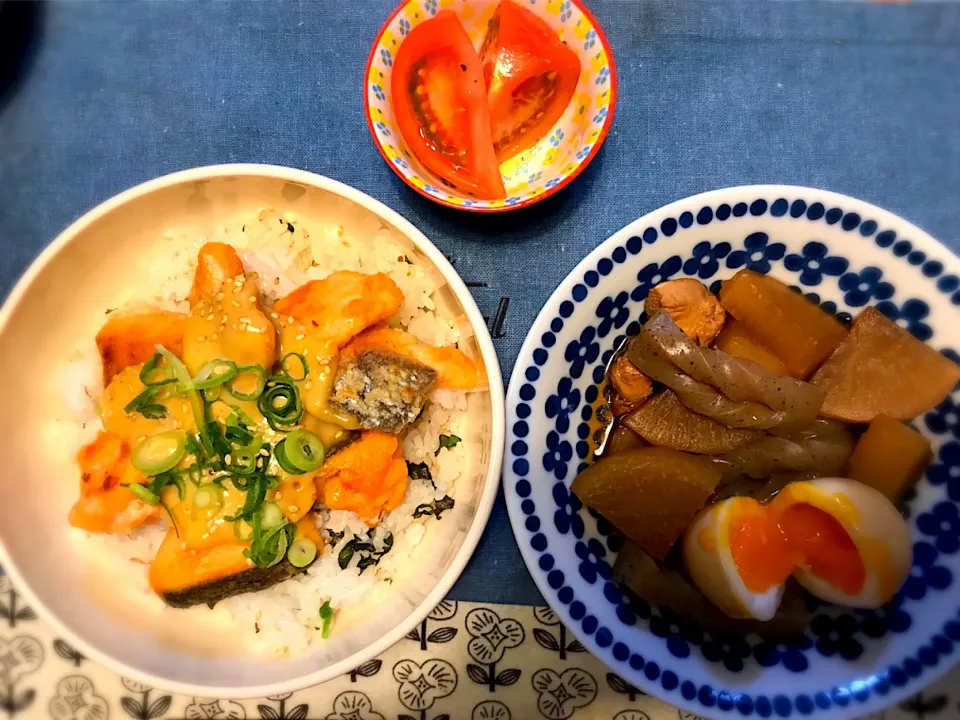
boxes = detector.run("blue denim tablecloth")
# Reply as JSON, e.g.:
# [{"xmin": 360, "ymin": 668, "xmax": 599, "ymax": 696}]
[{"xmin": 1, "ymin": 0, "xmax": 958, "ymax": 606}]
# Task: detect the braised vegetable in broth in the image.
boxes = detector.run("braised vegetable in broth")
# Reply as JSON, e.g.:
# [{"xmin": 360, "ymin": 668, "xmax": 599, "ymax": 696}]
[{"xmin": 576, "ymin": 273, "xmax": 958, "ymax": 626}]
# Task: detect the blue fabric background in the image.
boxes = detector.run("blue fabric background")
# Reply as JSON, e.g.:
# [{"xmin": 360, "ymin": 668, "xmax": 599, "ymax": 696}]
[{"xmin": 1, "ymin": 0, "xmax": 958, "ymax": 606}]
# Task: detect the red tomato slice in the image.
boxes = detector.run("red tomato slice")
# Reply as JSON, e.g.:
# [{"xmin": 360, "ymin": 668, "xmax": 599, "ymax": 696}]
[
  {"xmin": 391, "ymin": 11, "xmax": 506, "ymax": 200},
  {"xmin": 479, "ymin": 1, "xmax": 582, "ymax": 162}
]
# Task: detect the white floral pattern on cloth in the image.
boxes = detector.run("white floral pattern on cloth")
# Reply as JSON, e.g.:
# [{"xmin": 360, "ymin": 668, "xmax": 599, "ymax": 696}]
[
  {"xmin": 1, "ymin": 567, "xmax": 959, "ymax": 720},
  {"xmin": 49, "ymin": 675, "xmax": 109, "ymax": 720}
]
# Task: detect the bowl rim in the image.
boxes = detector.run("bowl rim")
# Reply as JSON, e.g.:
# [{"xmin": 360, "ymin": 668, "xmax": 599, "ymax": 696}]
[
  {"xmin": 363, "ymin": 0, "xmax": 618, "ymax": 213},
  {"xmin": 503, "ymin": 184, "xmax": 960, "ymax": 718},
  {"xmin": 0, "ymin": 163, "xmax": 506, "ymax": 698}
]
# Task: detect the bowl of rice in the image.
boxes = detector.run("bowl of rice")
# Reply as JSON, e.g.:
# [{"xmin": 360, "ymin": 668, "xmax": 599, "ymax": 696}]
[{"xmin": 0, "ymin": 164, "xmax": 504, "ymax": 696}]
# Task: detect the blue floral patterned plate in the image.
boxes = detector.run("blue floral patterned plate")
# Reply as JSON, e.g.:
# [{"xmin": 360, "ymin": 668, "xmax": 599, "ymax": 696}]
[{"xmin": 503, "ymin": 186, "xmax": 960, "ymax": 719}]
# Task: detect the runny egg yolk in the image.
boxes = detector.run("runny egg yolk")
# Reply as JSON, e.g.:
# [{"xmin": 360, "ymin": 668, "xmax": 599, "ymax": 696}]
[
  {"xmin": 777, "ymin": 503, "xmax": 866, "ymax": 595},
  {"xmin": 728, "ymin": 499, "xmax": 866, "ymax": 595},
  {"xmin": 728, "ymin": 499, "xmax": 792, "ymax": 593}
]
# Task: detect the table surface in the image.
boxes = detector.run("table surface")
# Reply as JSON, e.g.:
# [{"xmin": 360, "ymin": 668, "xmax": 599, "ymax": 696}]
[{"xmin": 1, "ymin": 0, "xmax": 959, "ymax": 609}]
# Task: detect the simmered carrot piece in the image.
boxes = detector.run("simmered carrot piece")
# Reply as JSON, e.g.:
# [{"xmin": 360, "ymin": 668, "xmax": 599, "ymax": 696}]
[
  {"xmin": 845, "ymin": 415, "xmax": 932, "ymax": 501},
  {"xmin": 275, "ymin": 271, "xmax": 404, "ymax": 348},
  {"xmin": 316, "ymin": 432, "xmax": 407, "ymax": 522},
  {"xmin": 719, "ymin": 270, "xmax": 847, "ymax": 378},
  {"xmin": 339, "ymin": 327, "xmax": 483, "ymax": 390},
  {"xmin": 96, "ymin": 309, "xmax": 187, "ymax": 385},
  {"xmin": 69, "ymin": 432, "xmax": 159, "ymax": 534},
  {"xmin": 713, "ymin": 318, "xmax": 789, "ymax": 376}
]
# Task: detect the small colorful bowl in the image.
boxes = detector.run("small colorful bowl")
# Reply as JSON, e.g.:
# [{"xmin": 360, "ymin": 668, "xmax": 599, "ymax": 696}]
[{"xmin": 364, "ymin": 0, "xmax": 617, "ymax": 212}]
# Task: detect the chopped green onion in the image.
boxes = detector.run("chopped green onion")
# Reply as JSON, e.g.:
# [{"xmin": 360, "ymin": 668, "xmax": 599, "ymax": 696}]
[
  {"xmin": 181, "ymin": 464, "xmax": 202, "ymax": 486},
  {"xmin": 123, "ymin": 386, "xmax": 168, "ymax": 420},
  {"xmin": 280, "ymin": 353, "xmax": 309, "ymax": 381},
  {"xmin": 233, "ymin": 519, "xmax": 254, "ymax": 542},
  {"xmin": 151, "ymin": 471, "xmax": 186, "ymax": 501},
  {"xmin": 259, "ymin": 501, "xmax": 283, "ymax": 530},
  {"xmin": 126, "ymin": 483, "xmax": 160, "ymax": 505},
  {"xmin": 191, "ymin": 484, "xmax": 224, "ymax": 519},
  {"xmin": 287, "ymin": 538, "xmax": 317, "ymax": 568},
  {"xmin": 202, "ymin": 385, "xmax": 222, "ymax": 402},
  {"xmin": 190, "ymin": 359, "xmax": 239, "ymax": 390},
  {"xmin": 131, "ymin": 431, "xmax": 187, "ymax": 476},
  {"xmin": 245, "ymin": 520, "xmax": 293, "ymax": 568},
  {"xmin": 283, "ymin": 429, "xmax": 325, "ymax": 473},
  {"xmin": 274, "ymin": 438, "xmax": 305, "ymax": 475},
  {"xmin": 232, "ymin": 444, "xmax": 267, "ymax": 475},
  {"xmin": 318, "ymin": 600, "xmax": 334, "ymax": 639},
  {"xmin": 158, "ymin": 345, "xmax": 205, "ymax": 431},
  {"xmin": 224, "ymin": 474, "xmax": 267, "ymax": 522},
  {"xmin": 227, "ymin": 365, "xmax": 268, "ymax": 401},
  {"xmin": 139, "ymin": 352, "xmax": 176, "ymax": 387},
  {"xmin": 257, "ymin": 375, "xmax": 303, "ymax": 431}
]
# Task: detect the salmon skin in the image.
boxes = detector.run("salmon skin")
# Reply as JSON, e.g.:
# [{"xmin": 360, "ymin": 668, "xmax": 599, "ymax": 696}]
[
  {"xmin": 331, "ymin": 350, "xmax": 437, "ymax": 434},
  {"xmin": 160, "ymin": 561, "xmax": 306, "ymax": 609}
]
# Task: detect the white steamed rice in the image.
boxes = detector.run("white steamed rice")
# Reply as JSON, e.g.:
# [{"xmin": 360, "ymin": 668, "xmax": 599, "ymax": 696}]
[{"xmin": 59, "ymin": 207, "xmax": 472, "ymax": 656}]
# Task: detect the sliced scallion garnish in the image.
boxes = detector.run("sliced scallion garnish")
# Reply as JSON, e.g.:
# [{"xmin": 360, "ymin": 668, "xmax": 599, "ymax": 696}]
[
  {"xmin": 280, "ymin": 352, "xmax": 309, "ymax": 381},
  {"xmin": 224, "ymin": 474, "xmax": 267, "ymax": 522},
  {"xmin": 233, "ymin": 519, "xmax": 254, "ymax": 542},
  {"xmin": 318, "ymin": 600, "xmax": 334, "ymax": 639},
  {"xmin": 226, "ymin": 439, "xmax": 266, "ymax": 475},
  {"xmin": 257, "ymin": 375, "xmax": 303, "ymax": 431},
  {"xmin": 273, "ymin": 438, "xmax": 304, "ymax": 475},
  {"xmin": 131, "ymin": 431, "xmax": 187, "ymax": 476},
  {"xmin": 287, "ymin": 538, "xmax": 317, "ymax": 568},
  {"xmin": 190, "ymin": 359, "xmax": 239, "ymax": 390},
  {"xmin": 126, "ymin": 483, "xmax": 160, "ymax": 505},
  {"xmin": 227, "ymin": 365, "xmax": 268, "ymax": 401},
  {"xmin": 123, "ymin": 386, "xmax": 168, "ymax": 420},
  {"xmin": 191, "ymin": 484, "xmax": 224, "ymax": 519},
  {"xmin": 283, "ymin": 429, "xmax": 325, "ymax": 473},
  {"xmin": 158, "ymin": 345, "xmax": 204, "ymax": 431},
  {"xmin": 259, "ymin": 501, "xmax": 283, "ymax": 530},
  {"xmin": 139, "ymin": 352, "xmax": 176, "ymax": 387}
]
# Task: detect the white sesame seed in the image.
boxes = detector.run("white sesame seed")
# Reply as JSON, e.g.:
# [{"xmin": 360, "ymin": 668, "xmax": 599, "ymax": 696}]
[
  {"xmin": 304, "ymin": 381, "xmax": 313, "ymax": 390},
  {"xmin": 295, "ymin": 333, "xmax": 305, "ymax": 341},
  {"xmin": 231, "ymin": 300, "xmax": 241, "ymax": 308},
  {"xmin": 212, "ymin": 333, "xmax": 219, "ymax": 340},
  {"xmin": 197, "ymin": 335, "xmax": 206, "ymax": 342}
]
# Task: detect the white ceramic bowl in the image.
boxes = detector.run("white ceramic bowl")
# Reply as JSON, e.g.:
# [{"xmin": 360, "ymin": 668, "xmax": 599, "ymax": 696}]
[{"xmin": 0, "ymin": 165, "xmax": 504, "ymax": 697}]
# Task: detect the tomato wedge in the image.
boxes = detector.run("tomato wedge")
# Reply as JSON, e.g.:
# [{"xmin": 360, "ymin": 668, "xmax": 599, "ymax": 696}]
[
  {"xmin": 479, "ymin": 1, "xmax": 582, "ymax": 162},
  {"xmin": 391, "ymin": 11, "xmax": 506, "ymax": 200}
]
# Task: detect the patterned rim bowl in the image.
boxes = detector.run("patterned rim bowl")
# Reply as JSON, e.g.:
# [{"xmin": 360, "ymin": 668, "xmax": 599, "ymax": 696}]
[
  {"xmin": 0, "ymin": 165, "xmax": 505, "ymax": 697},
  {"xmin": 364, "ymin": 0, "xmax": 617, "ymax": 212},
  {"xmin": 504, "ymin": 186, "xmax": 960, "ymax": 718}
]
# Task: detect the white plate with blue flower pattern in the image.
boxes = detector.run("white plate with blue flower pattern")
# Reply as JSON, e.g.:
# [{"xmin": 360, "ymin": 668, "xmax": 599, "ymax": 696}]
[{"xmin": 504, "ymin": 186, "xmax": 960, "ymax": 719}]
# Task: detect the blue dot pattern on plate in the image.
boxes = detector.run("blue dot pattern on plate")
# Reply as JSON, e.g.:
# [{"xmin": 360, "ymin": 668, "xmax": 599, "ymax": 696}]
[{"xmin": 505, "ymin": 192, "xmax": 960, "ymax": 718}]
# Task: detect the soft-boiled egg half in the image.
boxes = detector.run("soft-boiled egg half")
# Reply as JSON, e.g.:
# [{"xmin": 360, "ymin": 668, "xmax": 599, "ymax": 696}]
[{"xmin": 682, "ymin": 478, "xmax": 913, "ymax": 620}]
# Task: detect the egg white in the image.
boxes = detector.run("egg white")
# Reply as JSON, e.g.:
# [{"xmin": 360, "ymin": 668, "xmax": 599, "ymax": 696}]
[
  {"xmin": 682, "ymin": 499, "xmax": 785, "ymax": 621},
  {"xmin": 775, "ymin": 478, "xmax": 913, "ymax": 608}
]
